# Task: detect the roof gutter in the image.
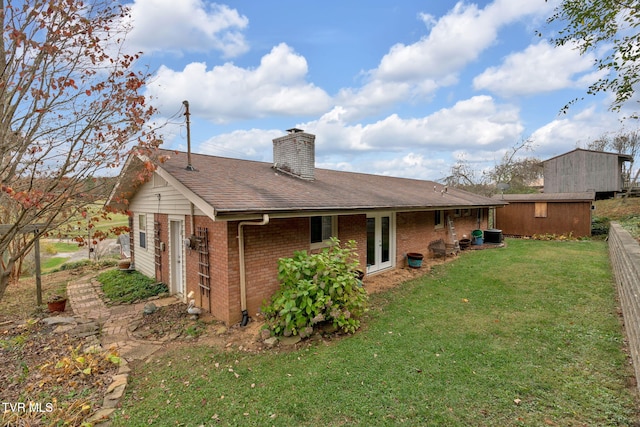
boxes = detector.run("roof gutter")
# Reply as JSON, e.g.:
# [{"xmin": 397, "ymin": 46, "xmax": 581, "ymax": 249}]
[{"xmin": 238, "ymin": 214, "xmax": 270, "ymax": 326}]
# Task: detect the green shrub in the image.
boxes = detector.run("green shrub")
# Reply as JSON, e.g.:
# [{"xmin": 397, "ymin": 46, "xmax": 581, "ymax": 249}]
[
  {"xmin": 97, "ymin": 269, "xmax": 168, "ymax": 304},
  {"xmin": 592, "ymin": 216, "xmax": 610, "ymax": 236},
  {"xmin": 262, "ymin": 238, "xmax": 368, "ymax": 338},
  {"xmin": 56, "ymin": 259, "xmax": 93, "ymax": 271}
]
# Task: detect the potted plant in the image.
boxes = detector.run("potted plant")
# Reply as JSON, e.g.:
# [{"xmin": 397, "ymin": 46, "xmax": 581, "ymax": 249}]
[{"xmin": 47, "ymin": 295, "xmax": 67, "ymax": 313}]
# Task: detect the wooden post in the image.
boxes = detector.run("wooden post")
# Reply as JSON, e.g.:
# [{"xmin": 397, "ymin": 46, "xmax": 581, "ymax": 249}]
[
  {"xmin": 0, "ymin": 224, "xmax": 46, "ymax": 306},
  {"xmin": 34, "ymin": 233, "xmax": 42, "ymax": 305}
]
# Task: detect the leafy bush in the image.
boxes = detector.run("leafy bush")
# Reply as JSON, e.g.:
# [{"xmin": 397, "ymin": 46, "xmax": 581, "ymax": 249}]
[
  {"xmin": 56, "ymin": 259, "xmax": 93, "ymax": 271},
  {"xmin": 262, "ymin": 238, "xmax": 368, "ymax": 338},
  {"xmin": 592, "ymin": 216, "xmax": 610, "ymax": 236},
  {"xmin": 97, "ymin": 269, "xmax": 168, "ymax": 304},
  {"xmin": 531, "ymin": 232, "xmax": 576, "ymax": 241},
  {"xmin": 53, "ymin": 258, "xmax": 117, "ymax": 273}
]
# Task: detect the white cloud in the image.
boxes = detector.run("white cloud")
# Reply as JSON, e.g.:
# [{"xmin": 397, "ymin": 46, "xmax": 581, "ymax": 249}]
[
  {"xmin": 357, "ymin": 96, "xmax": 523, "ymax": 151},
  {"xmin": 473, "ymin": 41, "xmax": 604, "ymax": 97},
  {"xmin": 376, "ymin": 3, "xmax": 491, "ymax": 82},
  {"xmin": 337, "ymin": 0, "xmax": 555, "ymax": 121},
  {"xmin": 369, "ymin": 153, "xmax": 449, "ymax": 180},
  {"xmin": 296, "ymin": 96, "xmax": 524, "ymax": 172},
  {"xmin": 530, "ymin": 105, "xmax": 621, "ymax": 158},
  {"xmin": 146, "ymin": 43, "xmax": 333, "ymax": 123},
  {"xmin": 126, "ymin": 0, "xmax": 249, "ymax": 58},
  {"xmin": 198, "ymin": 128, "xmax": 282, "ymax": 161}
]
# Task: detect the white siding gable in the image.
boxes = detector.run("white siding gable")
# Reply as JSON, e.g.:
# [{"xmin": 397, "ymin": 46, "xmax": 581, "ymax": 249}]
[{"xmin": 129, "ymin": 172, "xmax": 207, "ymax": 278}]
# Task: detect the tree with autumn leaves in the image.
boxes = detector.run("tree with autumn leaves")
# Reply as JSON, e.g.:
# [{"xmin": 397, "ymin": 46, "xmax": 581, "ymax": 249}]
[{"xmin": 0, "ymin": 0, "xmax": 160, "ymax": 302}]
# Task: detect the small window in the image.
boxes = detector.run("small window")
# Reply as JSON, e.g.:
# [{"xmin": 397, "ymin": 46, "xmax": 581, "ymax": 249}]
[
  {"xmin": 153, "ymin": 173, "xmax": 167, "ymax": 188},
  {"xmin": 434, "ymin": 210, "xmax": 444, "ymax": 229},
  {"xmin": 463, "ymin": 209, "xmax": 471, "ymax": 217},
  {"xmin": 454, "ymin": 209, "xmax": 461, "ymax": 217},
  {"xmin": 310, "ymin": 216, "xmax": 334, "ymax": 245},
  {"xmin": 535, "ymin": 202, "xmax": 548, "ymax": 218},
  {"xmin": 139, "ymin": 214, "xmax": 147, "ymax": 249}
]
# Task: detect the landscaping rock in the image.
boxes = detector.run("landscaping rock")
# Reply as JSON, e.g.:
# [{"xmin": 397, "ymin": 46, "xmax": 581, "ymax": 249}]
[
  {"xmin": 260, "ymin": 328, "xmax": 271, "ymax": 340},
  {"xmin": 87, "ymin": 408, "xmax": 116, "ymax": 424},
  {"xmin": 279, "ymin": 335, "xmax": 301, "ymax": 346},
  {"xmin": 41, "ymin": 316, "xmax": 76, "ymax": 325},
  {"xmin": 264, "ymin": 337, "xmax": 278, "ymax": 348},
  {"xmin": 127, "ymin": 320, "xmax": 142, "ymax": 332},
  {"xmin": 105, "ymin": 373, "xmax": 128, "ymax": 399},
  {"xmin": 69, "ymin": 322, "xmax": 99, "ymax": 338},
  {"xmin": 143, "ymin": 302, "xmax": 157, "ymax": 315},
  {"xmin": 53, "ymin": 324, "xmax": 76, "ymax": 334}
]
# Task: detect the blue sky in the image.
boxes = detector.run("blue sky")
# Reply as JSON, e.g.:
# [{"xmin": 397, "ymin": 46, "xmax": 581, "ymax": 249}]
[{"xmin": 121, "ymin": 0, "xmax": 635, "ymax": 181}]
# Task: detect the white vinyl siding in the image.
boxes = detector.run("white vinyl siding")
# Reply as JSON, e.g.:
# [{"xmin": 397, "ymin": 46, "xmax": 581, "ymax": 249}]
[
  {"xmin": 128, "ymin": 173, "xmax": 206, "ymax": 278},
  {"xmin": 128, "ymin": 174, "xmax": 206, "ymax": 217}
]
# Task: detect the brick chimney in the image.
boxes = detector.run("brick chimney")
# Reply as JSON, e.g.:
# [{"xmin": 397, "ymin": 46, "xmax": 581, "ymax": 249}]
[{"xmin": 272, "ymin": 128, "xmax": 315, "ymax": 180}]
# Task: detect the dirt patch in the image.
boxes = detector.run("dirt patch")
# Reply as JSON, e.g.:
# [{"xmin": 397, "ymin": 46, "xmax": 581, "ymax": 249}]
[
  {"xmin": 362, "ymin": 258, "xmax": 448, "ymax": 294},
  {"xmin": 0, "ymin": 268, "xmax": 99, "ymax": 323}
]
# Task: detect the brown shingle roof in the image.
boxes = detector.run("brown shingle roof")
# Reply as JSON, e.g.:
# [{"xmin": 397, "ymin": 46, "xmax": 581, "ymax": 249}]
[{"xmin": 152, "ymin": 149, "xmax": 503, "ymax": 218}]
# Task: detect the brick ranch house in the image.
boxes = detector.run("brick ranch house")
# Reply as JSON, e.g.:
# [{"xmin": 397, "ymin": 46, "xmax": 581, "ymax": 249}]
[{"xmin": 108, "ymin": 129, "xmax": 506, "ymax": 325}]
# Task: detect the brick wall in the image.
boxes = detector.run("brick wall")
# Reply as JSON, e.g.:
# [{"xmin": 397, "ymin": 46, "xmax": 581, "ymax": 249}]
[
  {"xmin": 338, "ymin": 214, "xmax": 367, "ymax": 268},
  {"xmin": 608, "ymin": 222, "xmax": 640, "ymax": 393},
  {"xmin": 235, "ymin": 217, "xmax": 308, "ymax": 324},
  {"xmin": 179, "ymin": 216, "xmax": 232, "ymax": 320},
  {"xmin": 227, "ymin": 214, "xmax": 367, "ymax": 325},
  {"xmin": 396, "ymin": 209, "xmax": 487, "ymax": 265},
  {"xmin": 179, "ymin": 210, "xmax": 489, "ymax": 325}
]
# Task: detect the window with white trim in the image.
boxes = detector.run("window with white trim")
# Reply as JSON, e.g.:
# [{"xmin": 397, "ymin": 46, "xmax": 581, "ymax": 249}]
[
  {"xmin": 310, "ymin": 216, "xmax": 336, "ymax": 247},
  {"xmin": 139, "ymin": 214, "xmax": 147, "ymax": 249}
]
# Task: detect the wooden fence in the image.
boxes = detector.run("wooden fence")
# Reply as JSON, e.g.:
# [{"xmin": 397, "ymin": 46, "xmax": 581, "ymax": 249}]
[{"xmin": 608, "ymin": 222, "xmax": 640, "ymax": 392}]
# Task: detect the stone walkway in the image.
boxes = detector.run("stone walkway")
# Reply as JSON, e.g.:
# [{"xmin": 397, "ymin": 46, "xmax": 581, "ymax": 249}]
[
  {"xmin": 66, "ymin": 276, "xmax": 178, "ymax": 362},
  {"xmin": 64, "ymin": 275, "xmax": 179, "ymax": 425}
]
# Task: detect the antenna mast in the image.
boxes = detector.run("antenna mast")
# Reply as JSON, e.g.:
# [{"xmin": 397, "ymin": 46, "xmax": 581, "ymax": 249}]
[{"xmin": 183, "ymin": 100, "xmax": 194, "ymax": 171}]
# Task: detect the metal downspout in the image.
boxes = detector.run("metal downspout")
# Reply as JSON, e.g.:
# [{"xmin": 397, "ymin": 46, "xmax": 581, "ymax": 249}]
[{"xmin": 238, "ymin": 214, "xmax": 269, "ymax": 326}]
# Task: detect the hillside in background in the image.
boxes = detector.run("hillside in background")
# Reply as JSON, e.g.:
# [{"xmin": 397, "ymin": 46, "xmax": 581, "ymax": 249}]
[{"xmin": 594, "ymin": 197, "xmax": 640, "ymax": 241}]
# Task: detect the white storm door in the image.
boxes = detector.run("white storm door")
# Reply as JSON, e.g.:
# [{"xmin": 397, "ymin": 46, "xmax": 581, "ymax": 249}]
[
  {"xmin": 366, "ymin": 213, "xmax": 394, "ymax": 274},
  {"xmin": 170, "ymin": 219, "xmax": 185, "ymax": 297}
]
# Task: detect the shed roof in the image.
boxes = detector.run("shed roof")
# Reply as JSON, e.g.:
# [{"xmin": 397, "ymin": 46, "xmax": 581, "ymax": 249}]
[
  {"xmin": 110, "ymin": 149, "xmax": 505, "ymax": 219},
  {"xmin": 493, "ymin": 192, "xmax": 595, "ymax": 202}
]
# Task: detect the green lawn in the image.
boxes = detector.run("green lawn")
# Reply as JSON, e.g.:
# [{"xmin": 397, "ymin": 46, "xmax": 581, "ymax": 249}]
[
  {"xmin": 111, "ymin": 239, "xmax": 638, "ymax": 426},
  {"xmin": 47, "ymin": 242, "xmax": 83, "ymax": 253},
  {"xmin": 50, "ymin": 202, "xmax": 129, "ymax": 239},
  {"xmin": 41, "ymin": 257, "xmax": 68, "ymax": 273}
]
